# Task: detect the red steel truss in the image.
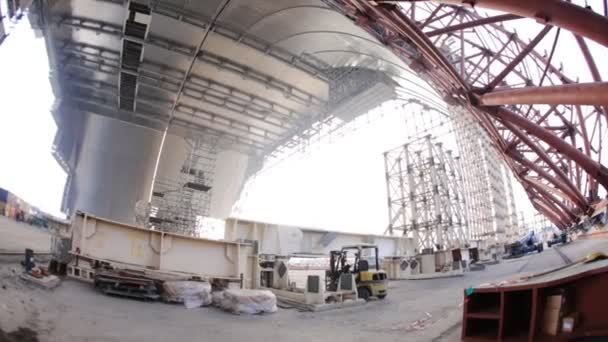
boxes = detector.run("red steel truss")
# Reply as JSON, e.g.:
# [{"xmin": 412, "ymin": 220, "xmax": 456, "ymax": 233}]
[{"xmin": 330, "ymin": 0, "xmax": 608, "ymax": 228}]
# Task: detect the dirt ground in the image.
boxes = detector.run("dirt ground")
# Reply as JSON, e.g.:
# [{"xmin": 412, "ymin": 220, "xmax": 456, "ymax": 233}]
[
  {"xmin": 0, "ymin": 217, "xmax": 51, "ymax": 253},
  {"xmin": 1, "ymin": 221, "xmax": 607, "ymax": 341}
]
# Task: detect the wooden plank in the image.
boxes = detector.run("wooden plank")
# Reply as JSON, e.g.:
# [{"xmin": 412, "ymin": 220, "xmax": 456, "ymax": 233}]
[
  {"xmin": 528, "ymin": 288, "xmax": 538, "ymax": 342},
  {"xmin": 462, "ymin": 290, "xmax": 469, "ymax": 340},
  {"xmin": 498, "ymin": 291, "xmax": 505, "ymax": 341}
]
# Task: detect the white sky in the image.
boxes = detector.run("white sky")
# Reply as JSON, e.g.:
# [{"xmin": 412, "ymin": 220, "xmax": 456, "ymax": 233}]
[
  {"xmin": 234, "ymin": 101, "xmax": 538, "ymax": 235},
  {"xmin": 0, "ymin": 18, "xmax": 67, "ymax": 217}
]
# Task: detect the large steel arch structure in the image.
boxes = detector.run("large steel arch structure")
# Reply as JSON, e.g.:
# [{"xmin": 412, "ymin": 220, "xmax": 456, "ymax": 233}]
[
  {"xmin": 32, "ymin": 0, "xmax": 607, "ymax": 230},
  {"xmin": 330, "ymin": 0, "xmax": 608, "ymax": 229}
]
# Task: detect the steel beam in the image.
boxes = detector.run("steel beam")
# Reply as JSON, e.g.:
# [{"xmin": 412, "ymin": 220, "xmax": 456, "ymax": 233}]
[
  {"xmin": 419, "ymin": 4, "xmax": 445, "ymax": 28},
  {"xmin": 574, "ymin": 35, "xmax": 602, "ymax": 83},
  {"xmin": 426, "ymin": 13, "xmax": 521, "ymax": 37},
  {"xmin": 59, "ymin": 52, "xmax": 294, "ymax": 135},
  {"xmin": 352, "ymin": 2, "xmax": 468, "ymax": 89},
  {"xmin": 57, "ymin": 16, "xmax": 326, "ymax": 107},
  {"xmin": 64, "ymin": 75, "xmax": 275, "ymax": 147},
  {"xmin": 391, "ymin": 0, "xmax": 608, "ymax": 47},
  {"xmin": 523, "ymin": 177, "xmax": 577, "ymax": 220},
  {"xmin": 151, "ymin": 1, "xmax": 328, "ymax": 81},
  {"xmin": 479, "ymin": 82, "xmax": 608, "ymax": 106},
  {"xmin": 504, "ymin": 127, "xmax": 588, "ymax": 208},
  {"xmin": 492, "ymin": 107, "xmax": 608, "ymax": 191},
  {"xmin": 469, "ymin": 33, "xmax": 514, "ymax": 85},
  {"xmin": 485, "ymin": 25, "xmax": 552, "ymax": 90},
  {"xmin": 529, "ymin": 196, "xmax": 567, "ymax": 230},
  {"xmin": 522, "ymin": 175, "xmax": 574, "ymax": 208}
]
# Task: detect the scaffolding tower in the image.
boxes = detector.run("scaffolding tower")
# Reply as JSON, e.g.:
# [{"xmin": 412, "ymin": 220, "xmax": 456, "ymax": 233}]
[
  {"xmin": 384, "ymin": 135, "xmax": 468, "ymax": 251},
  {"xmin": 149, "ymin": 138, "xmax": 217, "ymax": 236},
  {"xmin": 384, "ymin": 103, "xmax": 521, "ymax": 252},
  {"xmin": 451, "ymin": 106, "xmax": 518, "ymax": 246}
]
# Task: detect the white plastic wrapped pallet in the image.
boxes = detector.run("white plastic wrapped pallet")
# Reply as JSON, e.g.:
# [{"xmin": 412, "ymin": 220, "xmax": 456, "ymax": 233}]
[
  {"xmin": 212, "ymin": 289, "xmax": 277, "ymax": 314},
  {"xmin": 162, "ymin": 281, "xmax": 212, "ymax": 309}
]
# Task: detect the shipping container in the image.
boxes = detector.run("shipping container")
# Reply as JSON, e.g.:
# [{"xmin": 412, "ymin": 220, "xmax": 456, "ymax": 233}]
[{"xmin": 0, "ymin": 187, "xmax": 8, "ymax": 203}]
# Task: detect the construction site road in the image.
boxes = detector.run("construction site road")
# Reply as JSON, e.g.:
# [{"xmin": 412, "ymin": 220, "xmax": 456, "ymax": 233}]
[
  {"xmin": 0, "ymin": 221, "xmax": 606, "ymax": 342},
  {"xmin": 0, "ymin": 216, "xmax": 50, "ymax": 254}
]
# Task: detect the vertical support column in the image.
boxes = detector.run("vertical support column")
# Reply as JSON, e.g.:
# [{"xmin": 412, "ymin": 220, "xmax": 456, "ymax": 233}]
[
  {"xmin": 503, "ymin": 165, "xmax": 519, "ymax": 242},
  {"xmin": 426, "ymin": 136, "xmax": 443, "ymax": 248},
  {"xmin": 451, "ymin": 105, "xmax": 506, "ymax": 250},
  {"xmin": 383, "ymin": 151, "xmax": 394, "ymax": 235},
  {"xmin": 397, "ymin": 155, "xmax": 408, "ymax": 236},
  {"xmin": 405, "ymin": 145, "xmax": 418, "ymax": 240}
]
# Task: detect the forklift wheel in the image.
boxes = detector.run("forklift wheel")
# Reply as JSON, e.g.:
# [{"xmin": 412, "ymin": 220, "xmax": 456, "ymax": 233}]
[
  {"xmin": 378, "ymin": 294, "xmax": 387, "ymax": 300},
  {"xmin": 357, "ymin": 287, "xmax": 370, "ymax": 301}
]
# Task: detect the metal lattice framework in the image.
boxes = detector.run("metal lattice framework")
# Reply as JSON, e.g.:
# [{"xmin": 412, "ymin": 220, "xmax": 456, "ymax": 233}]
[
  {"xmin": 384, "ymin": 135, "xmax": 468, "ymax": 249},
  {"xmin": 451, "ymin": 105, "xmax": 518, "ymax": 243},
  {"xmin": 329, "ymin": 0, "xmax": 608, "ymax": 229},
  {"xmin": 149, "ymin": 138, "xmax": 217, "ymax": 236}
]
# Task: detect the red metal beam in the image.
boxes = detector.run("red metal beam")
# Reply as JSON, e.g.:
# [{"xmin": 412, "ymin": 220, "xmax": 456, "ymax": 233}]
[
  {"xmin": 360, "ymin": 2, "xmax": 468, "ymax": 89},
  {"xmin": 390, "ymin": 0, "xmax": 608, "ymax": 47},
  {"xmin": 532, "ymin": 200, "xmax": 568, "ymax": 229},
  {"xmin": 486, "ymin": 25, "xmax": 552, "ymax": 90},
  {"xmin": 419, "ymin": 4, "xmax": 445, "ymax": 28},
  {"xmin": 427, "ymin": 13, "xmax": 521, "ymax": 37},
  {"xmin": 523, "ymin": 177, "xmax": 577, "ymax": 220},
  {"xmin": 574, "ymin": 35, "xmax": 602, "ymax": 82},
  {"xmin": 528, "ymin": 194, "xmax": 567, "ymax": 229},
  {"xmin": 573, "ymin": 35, "xmax": 608, "ymax": 122},
  {"xmin": 533, "ymin": 193, "xmax": 573, "ymax": 224},
  {"xmin": 470, "ymin": 33, "xmax": 514, "ymax": 85},
  {"xmin": 491, "ymin": 106, "xmax": 608, "ymax": 191},
  {"xmin": 508, "ymin": 149, "xmax": 588, "ymax": 208},
  {"xmin": 575, "ymin": 106, "xmax": 597, "ymax": 200},
  {"xmin": 478, "ymin": 82, "xmax": 608, "ymax": 106}
]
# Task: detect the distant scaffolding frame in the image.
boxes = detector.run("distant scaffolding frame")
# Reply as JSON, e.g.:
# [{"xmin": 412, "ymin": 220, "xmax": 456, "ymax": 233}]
[
  {"xmin": 149, "ymin": 137, "xmax": 217, "ymax": 236},
  {"xmin": 384, "ymin": 135, "xmax": 468, "ymax": 250}
]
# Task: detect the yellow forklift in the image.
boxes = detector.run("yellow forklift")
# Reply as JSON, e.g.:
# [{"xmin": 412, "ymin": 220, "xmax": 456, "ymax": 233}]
[{"xmin": 326, "ymin": 244, "xmax": 388, "ymax": 300}]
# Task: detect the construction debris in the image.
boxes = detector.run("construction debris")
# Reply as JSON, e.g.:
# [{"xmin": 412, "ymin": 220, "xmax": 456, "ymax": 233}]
[
  {"xmin": 213, "ymin": 289, "xmax": 277, "ymax": 315},
  {"xmin": 19, "ymin": 272, "xmax": 60, "ymax": 289},
  {"xmin": 15, "ymin": 248, "xmax": 62, "ymax": 289},
  {"xmin": 162, "ymin": 281, "xmax": 212, "ymax": 309}
]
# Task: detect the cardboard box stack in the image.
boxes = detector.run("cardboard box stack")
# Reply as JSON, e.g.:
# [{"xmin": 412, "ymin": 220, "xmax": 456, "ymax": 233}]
[{"xmin": 541, "ymin": 291, "xmax": 569, "ymax": 336}]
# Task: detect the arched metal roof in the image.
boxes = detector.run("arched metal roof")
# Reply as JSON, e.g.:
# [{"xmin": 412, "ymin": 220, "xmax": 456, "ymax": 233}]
[{"xmin": 38, "ymin": 0, "xmax": 434, "ymax": 153}]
